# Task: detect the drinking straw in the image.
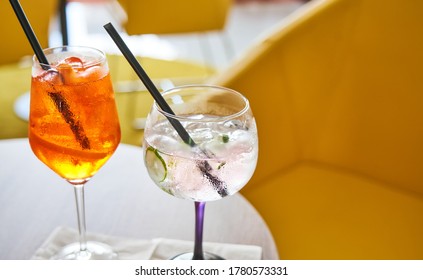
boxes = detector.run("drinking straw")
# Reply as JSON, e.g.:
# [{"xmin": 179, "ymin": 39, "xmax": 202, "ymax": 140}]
[
  {"xmin": 9, "ymin": 0, "xmax": 90, "ymax": 149},
  {"xmin": 9, "ymin": 0, "xmax": 50, "ymax": 70},
  {"xmin": 104, "ymin": 22, "xmax": 228, "ymax": 196},
  {"xmin": 103, "ymin": 22, "xmax": 195, "ymax": 147}
]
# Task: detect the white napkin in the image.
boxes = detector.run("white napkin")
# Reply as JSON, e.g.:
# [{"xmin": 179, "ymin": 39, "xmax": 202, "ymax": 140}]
[{"xmin": 33, "ymin": 227, "xmax": 262, "ymax": 260}]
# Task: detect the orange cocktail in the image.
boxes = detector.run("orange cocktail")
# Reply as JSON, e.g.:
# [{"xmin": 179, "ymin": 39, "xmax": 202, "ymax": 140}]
[
  {"xmin": 29, "ymin": 47, "xmax": 120, "ymax": 183},
  {"xmin": 28, "ymin": 46, "xmax": 120, "ymax": 260}
]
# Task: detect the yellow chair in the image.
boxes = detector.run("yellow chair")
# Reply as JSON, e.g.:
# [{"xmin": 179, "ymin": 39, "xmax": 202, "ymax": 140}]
[
  {"xmin": 0, "ymin": 0, "xmax": 57, "ymax": 140},
  {"xmin": 117, "ymin": 0, "xmax": 232, "ymax": 35},
  {"xmin": 116, "ymin": 0, "xmax": 233, "ymax": 69},
  {"xmin": 214, "ymin": 0, "xmax": 423, "ymax": 259},
  {"xmin": 0, "ymin": 0, "xmax": 57, "ymax": 65}
]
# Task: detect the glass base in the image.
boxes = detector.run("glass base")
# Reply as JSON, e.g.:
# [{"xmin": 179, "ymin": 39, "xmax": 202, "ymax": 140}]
[
  {"xmin": 171, "ymin": 252, "xmax": 224, "ymax": 260},
  {"xmin": 51, "ymin": 241, "xmax": 118, "ymax": 260}
]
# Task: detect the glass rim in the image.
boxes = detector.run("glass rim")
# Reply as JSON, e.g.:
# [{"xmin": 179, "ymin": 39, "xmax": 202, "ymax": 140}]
[
  {"xmin": 33, "ymin": 45, "xmax": 106, "ymax": 69},
  {"xmin": 154, "ymin": 84, "xmax": 250, "ymax": 122}
]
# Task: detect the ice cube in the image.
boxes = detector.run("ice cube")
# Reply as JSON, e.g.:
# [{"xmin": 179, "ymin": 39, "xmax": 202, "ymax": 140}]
[
  {"xmin": 39, "ymin": 69, "xmax": 62, "ymax": 84},
  {"xmin": 63, "ymin": 57, "xmax": 84, "ymax": 69},
  {"xmin": 55, "ymin": 58, "xmax": 105, "ymax": 85},
  {"xmin": 77, "ymin": 65, "xmax": 105, "ymax": 83},
  {"xmin": 57, "ymin": 63, "xmax": 76, "ymax": 85},
  {"xmin": 223, "ymin": 120, "xmax": 244, "ymax": 130}
]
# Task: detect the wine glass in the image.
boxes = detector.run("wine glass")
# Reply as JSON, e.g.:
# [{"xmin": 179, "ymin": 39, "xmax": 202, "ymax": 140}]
[
  {"xmin": 29, "ymin": 46, "xmax": 121, "ymax": 260},
  {"xmin": 143, "ymin": 85, "xmax": 258, "ymax": 259}
]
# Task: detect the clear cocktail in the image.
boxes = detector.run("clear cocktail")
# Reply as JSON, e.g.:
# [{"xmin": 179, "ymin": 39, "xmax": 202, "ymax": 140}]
[
  {"xmin": 144, "ymin": 116, "xmax": 257, "ymax": 201},
  {"xmin": 143, "ymin": 85, "xmax": 258, "ymax": 259}
]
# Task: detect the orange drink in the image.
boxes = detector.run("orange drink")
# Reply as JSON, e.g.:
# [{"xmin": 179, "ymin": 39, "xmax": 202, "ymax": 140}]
[
  {"xmin": 28, "ymin": 46, "xmax": 120, "ymax": 260},
  {"xmin": 29, "ymin": 47, "xmax": 121, "ymax": 183}
]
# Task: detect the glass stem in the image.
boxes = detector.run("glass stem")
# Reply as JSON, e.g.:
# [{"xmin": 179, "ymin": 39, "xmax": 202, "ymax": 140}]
[
  {"xmin": 73, "ymin": 183, "xmax": 88, "ymax": 254},
  {"xmin": 193, "ymin": 201, "xmax": 206, "ymax": 260}
]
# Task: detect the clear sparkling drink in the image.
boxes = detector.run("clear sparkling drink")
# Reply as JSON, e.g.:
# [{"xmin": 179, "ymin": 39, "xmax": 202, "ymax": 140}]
[{"xmin": 143, "ymin": 115, "xmax": 258, "ymax": 201}]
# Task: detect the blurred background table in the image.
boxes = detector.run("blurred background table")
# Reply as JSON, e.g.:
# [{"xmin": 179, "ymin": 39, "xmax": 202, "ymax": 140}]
[{"xmin": 0, "ymin": 138, "xmax": 278, "ymax": 260}]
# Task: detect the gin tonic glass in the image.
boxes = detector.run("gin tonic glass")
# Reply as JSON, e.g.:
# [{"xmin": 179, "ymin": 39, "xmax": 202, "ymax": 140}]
[{"xmin": 143, "ymin": 85, "xmax": 258, "ymax": 259}]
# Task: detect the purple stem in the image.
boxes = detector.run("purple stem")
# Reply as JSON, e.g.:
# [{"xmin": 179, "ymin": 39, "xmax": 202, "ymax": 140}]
[{"xmin": 192, "ymin": 201, "xmax": 206, "ymax": 260}]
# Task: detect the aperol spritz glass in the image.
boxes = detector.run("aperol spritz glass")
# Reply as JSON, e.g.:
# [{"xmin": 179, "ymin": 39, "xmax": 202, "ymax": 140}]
[{"xmin": 29, "ymin": 46, "xmax": 121, "ymax": 259}]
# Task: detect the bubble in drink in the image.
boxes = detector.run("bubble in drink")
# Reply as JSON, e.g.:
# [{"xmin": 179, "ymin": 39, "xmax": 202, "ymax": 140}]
[
  {"xmin": 143, "ymin": 116, "xmax": 258, "ymax": 202},
  {"xmin": 29, "ymin": 49, "xmax": 121, "ymax": 181}
]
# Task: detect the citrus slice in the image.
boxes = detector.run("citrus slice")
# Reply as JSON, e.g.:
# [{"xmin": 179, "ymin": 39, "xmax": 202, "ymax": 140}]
[{"xmin": 145, "ymin": 146, "xmax": 167, "ymax": 182}]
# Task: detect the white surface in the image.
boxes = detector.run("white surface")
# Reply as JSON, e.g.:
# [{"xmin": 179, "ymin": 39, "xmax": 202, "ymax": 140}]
[
  {"xmin": 33, "ymin": 226, "xmax": 263, "ymax": 260},
  {"xmin": 0, "ymin": 138, "xmax": 278, "ymax": 260},
  {"xmin": 13, "ymin": 91, "xmax": 29, "ymax": 121}
]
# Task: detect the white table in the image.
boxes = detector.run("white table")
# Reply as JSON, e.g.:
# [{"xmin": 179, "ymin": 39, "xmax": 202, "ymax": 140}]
[{"xmin": 0, "ymin": 138, "xmax": 278, "ymax": 259}]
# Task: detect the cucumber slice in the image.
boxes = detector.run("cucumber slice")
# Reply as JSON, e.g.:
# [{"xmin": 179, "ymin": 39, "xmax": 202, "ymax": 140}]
[{"xmin": 145, "ymin": 146, "xmax": 167, "ymax": 182}]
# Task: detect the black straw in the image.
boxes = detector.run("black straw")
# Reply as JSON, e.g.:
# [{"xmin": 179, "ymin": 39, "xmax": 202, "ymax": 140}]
[
  {"xmin": 104, "ymin": 22, "xmax": 228, "ymax": 196},
  {"xmin": 9, "ymin": 0, "xmax": 91, "ymax": 149},
  {"xmin": 9, "ymin": 0, "xmax": 50, "ymax": 70},
  {"xmin": 103, "ymin": 22, "xmax": 195, "ymax": 147},
  {"xmin": 59, "ymin": 0, "xmax": 69, "ymax": 46}
]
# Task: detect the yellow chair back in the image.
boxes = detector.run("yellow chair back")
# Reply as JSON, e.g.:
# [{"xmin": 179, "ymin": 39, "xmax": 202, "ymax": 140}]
[
  {"xmin": 117, "ymin": 0, "xmax": 232, "ymax": 35},
  {"xmin": 214, "ymin": 0, "xmax": 423, "ymax": 259},
  {"xmin": 216, "ymin": 0, "xmax": 423, "ymax": 195},
  {"xmin": 0, "ymin": 0, "xmax": 57, "ymax": 65}
]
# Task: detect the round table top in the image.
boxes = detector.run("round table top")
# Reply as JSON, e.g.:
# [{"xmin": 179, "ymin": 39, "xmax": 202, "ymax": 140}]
[{"xmin": 0, "ymin": 138, "xmax": 278, "ymax": 260}]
